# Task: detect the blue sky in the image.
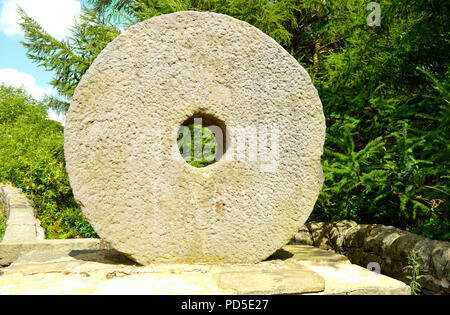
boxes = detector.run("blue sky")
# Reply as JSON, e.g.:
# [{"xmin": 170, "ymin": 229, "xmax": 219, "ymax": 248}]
[
  {"xmin": 0, "ymin": 0, "xmax": 89, "ymax": 123},
  {"xmin": 0, "ymin": 30, "xmax": 52, "ymax": 86}
]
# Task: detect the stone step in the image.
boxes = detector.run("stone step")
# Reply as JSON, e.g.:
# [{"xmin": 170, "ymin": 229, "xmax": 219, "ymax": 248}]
[
  {"xmin": 1, "ymin": 184, "xmax": 44, "ymax": 242},
  {"xmin": 0, "ymin": 244, "xmax": 410, "ymax": 295}
]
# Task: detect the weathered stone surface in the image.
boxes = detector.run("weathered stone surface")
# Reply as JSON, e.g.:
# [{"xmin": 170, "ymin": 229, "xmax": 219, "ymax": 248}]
[
  {"xmin": 288, "ymin": 225, "xmax": 314, "ymax": 246},
  {"xmin": 0, "ymin": 239, "xmax": 103, "ymax": 266},
  {"xmin": 343, "ymin": 225, "xmax": 450, "ymax": 295},
  {"xmin": 305, "ymin": 262, "xmax": 411, "ymax": 295},
  {"xmin": 65, "ymin": 11, "xmax": 326, "ymax": 264},
  {"xmin": 278, "ymin": 245, "xmax": 349, "ymax": 264},
  {"xmin": 307, "ymin": 222, "xmax": 333, "ymax": 249},
  {"xmin": 213, "ymin": 263, "xmax": 325, "ymax": 295},
  {"xmin": 0, "ymin": 245, "xmax": 410, "ymax": 295},
  {"xmin": 306, "ymin": 220, "xmax": 357, "ymax": 251},
  {"xmin": 276, "ymin": 245, "xmax": 410, "ymax": 295},
  {"xmin": 294, "ymin": 221, "xmax": 450, "ymax": 294},
  {"xmin": 328, "ymin": 220, "xmax": 358, "ymax": 251}
]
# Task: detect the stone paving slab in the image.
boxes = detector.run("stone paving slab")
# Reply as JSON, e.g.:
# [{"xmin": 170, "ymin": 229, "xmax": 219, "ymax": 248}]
[
  {"xmin": 305, "ymin": 261, "xmax": 411, "ymax": 295},
  {"xmin": 272, "ymin": 245, "xmax": 350, "ymax": 264},
  {"xmin": 0, "ymin": 244, "xmax": 410, "ymax": 295},
  {"xmin": 6, "ymin": 208, "xmax": 36, "ymax": 224},
  {"xmin": 272, "ymin": 245, "xmax": 410, "ymax": 295},
  {"xmin": 0, "ymin": 257, "xmax": 325, "ymax": 295},
  {"xmin": 0, "ymin": 239, "xmax": 103, "ymax": 266},
  {"xmin": 0, "ymin": 184, "xmax": 44, "ymax": 242},
  {"xmin": 3, "ymin": 225, "xmax": 38, "ymax": 242}
]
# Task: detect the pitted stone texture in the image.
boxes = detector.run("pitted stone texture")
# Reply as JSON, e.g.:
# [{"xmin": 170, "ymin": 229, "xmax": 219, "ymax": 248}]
[
  {"xmin": 0, "ymin": 245, "xmax": 410, "ymax": 295},
  {"xmin": 292, "ymin": 221, "xmax": 450, "ymax": 294},
  {"xmin": 65, "ymin": 11, "xmax": 326, "ymax": 264}
]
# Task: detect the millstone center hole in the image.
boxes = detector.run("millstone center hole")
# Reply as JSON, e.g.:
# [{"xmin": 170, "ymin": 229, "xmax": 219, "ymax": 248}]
[{"xmin": 177, "ymin": 114, "xmax": 226, "ymax": 168}]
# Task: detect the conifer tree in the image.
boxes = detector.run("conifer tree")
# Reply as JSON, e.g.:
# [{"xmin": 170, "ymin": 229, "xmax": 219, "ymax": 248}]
[{"xmin": 17, "ymin": 0, "xmax": 449, "ymax": 240}]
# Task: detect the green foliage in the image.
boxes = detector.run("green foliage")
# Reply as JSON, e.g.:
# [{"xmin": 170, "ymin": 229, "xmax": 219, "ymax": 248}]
[
  {"xmin": 313, "ymin": 116, "xmax": 449, "ymax": 240},
  {"xmin": 21, "ymin": 0, "xmax": 337, "ymax": 113},
  {"xmin": 0, "ymin": 203, "xmax": 5, "ymax": 240},
  {"xmin": 18, "ymin": 6, "xmax": 121, "ymax": 114},
  {"xmin": 178, "ymin": 124, "xmax": 217, "ymax": 168},
  {"xmin": 405, "ymin": 250, "xmax": 424, "ymax": 295},
  {"xmin": 0, "ymin": 85, "xmax": 96, "ymax": 238},
  {"xmin": 309, "ymin": 0, "xmax": 449, "ymax": 241},
  {"xmin": 17, "ymin": 0, "xmax": 450, "ymax": 240}
]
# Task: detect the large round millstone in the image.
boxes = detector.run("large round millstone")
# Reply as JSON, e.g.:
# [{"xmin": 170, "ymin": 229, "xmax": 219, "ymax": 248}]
[{"xmin": 65, "ymin": 11, "xmax": 326, "ymax": 264}]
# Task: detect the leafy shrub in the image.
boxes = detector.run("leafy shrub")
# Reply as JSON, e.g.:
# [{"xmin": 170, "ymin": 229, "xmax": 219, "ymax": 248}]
[
  {"xmin": 178, "ymin": 124, "xmax": 217, "ymax": 168},
  {"xmin": 405, "ymin": 250, "xmax": 424, "ymax": 295},
  {"xmin": 312, "ymin": 68, "xmax": 449, "ymax": 241},
  {"xmin": 17, "ymin": 0, "xmax": 449, "ymax": 241},
  {"xmin": 0, "ymin": 85, "xmax": 96, "ymax": 238},
  {"xmin": 0, "ymin": 203, "xmax": 5, "ymax": 239}
]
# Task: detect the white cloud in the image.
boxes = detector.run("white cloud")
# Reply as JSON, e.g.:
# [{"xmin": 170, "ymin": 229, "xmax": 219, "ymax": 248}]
[
  {"xmin": 0, "ymin": 68, "xmax": 65, "ymax": 125},
  {"xmin": 0, "ymin": 0, "xmax": 81, "ymax": 39},
  {"xmin": 0, "ymin": 68, "xmax": 51, "ymax": 99},
  {"xmin": 47, "ymin": 109, "xmax": 66, "ymax": 125}
]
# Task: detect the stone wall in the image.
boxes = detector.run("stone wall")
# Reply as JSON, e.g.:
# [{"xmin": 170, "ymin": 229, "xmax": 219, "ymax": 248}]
[
  {"xmin": 0, "ymin": 184, "xmax": 45, "ymax": 242},
  {"xmin": 289, "ymin": 220, "xmax": 449, "ymax": 295}
]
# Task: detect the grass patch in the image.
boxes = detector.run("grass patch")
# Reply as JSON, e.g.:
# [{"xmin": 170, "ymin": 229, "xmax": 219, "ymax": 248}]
[{"xmin": 0, "ymin": 203, "xmax": 6, "ymax": 240}]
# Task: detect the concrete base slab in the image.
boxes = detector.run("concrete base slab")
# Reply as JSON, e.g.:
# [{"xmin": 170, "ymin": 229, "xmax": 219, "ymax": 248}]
[
  {"xmin": 306, "ymin": 262, "xmax": 411, "ymax": 295},
  {"xmin": 272, "ymin": 245, "xmax": 411, "ymax": 295},
  {"xmin": 0, "ymin": 244, "xmax": 411, "ymax": 295},
  {"xmin": 1, "ymin": 259, "xmax": 324, "ymax": 295},
  {"xmin": 0, "ymin": 239, "xmax": 105, "ymax": 266}
]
